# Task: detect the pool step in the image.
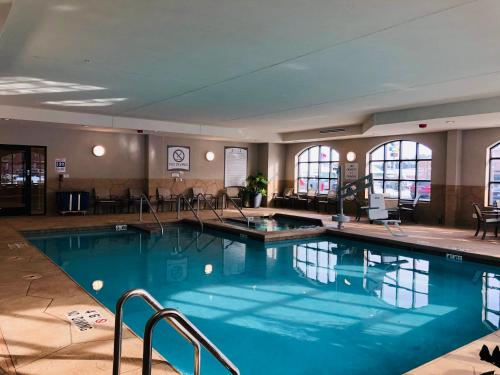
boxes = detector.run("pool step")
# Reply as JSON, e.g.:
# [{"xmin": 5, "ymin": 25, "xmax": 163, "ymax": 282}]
[{"xmin": 129, "ymin": 223, "xmax": 164, "ymax": 234}]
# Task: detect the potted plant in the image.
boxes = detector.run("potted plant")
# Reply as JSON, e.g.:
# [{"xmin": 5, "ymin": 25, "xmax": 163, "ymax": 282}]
[{"xmin": 244, "ymin": 172, "xmax": 268, "ymax": 208}]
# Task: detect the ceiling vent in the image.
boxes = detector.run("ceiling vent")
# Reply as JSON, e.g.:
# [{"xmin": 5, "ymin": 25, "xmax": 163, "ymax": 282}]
[{"xmin": 319, "ymin": 128, "xmax": 345, "ymax": 134}]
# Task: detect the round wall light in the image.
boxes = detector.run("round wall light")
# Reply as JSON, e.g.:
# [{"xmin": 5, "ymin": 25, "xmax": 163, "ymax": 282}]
[
  {"xmin": 205, "ymin": 151, "xmax": 215, "ymax": 161},
  {"xmin": 92, "ymin": 145, "xmax": 106, "ymax": 157},
  {"xmin": 204, "ymin": 264, "xmax": 213, "ymax": 275},
  {"xmin": 346, "ymin": 151, "xmax": 356, "ymax": 162},
  {"xmin": 92, "ymin": 280, "xmax": 104, "ymax": 291}
]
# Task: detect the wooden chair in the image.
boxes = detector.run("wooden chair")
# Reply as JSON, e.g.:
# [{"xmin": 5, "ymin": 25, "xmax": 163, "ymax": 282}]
[
  {"xmin": 472, "ymin": 203, "xmax": 500, "ymax": 240},
  {"xmin": 157, "ymin": 188, "xmax": 177, "ymax": 212},
  {"xmin": 273, "ymin": 187, "xmax": 294, "ymax": 208},
  {"xmin": 93, "ymin": 188, "xmax": 119, "ymax": 214}
]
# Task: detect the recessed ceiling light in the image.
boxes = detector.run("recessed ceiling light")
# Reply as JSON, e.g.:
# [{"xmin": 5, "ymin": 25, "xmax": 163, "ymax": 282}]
[
  {"xmin": 44, "ymin": 98, "xmax": 126, "ymax": 107},
  {"xmin": 82, "ymin": 125, "xmax": 90, "ymax": 128},
  {"xmin": 446, "ymin": 120, "xmax": 455, "ymax": 124},
  {"xmin": 0, "ymin": 76, "xmax": 105, "ymax": 95}
]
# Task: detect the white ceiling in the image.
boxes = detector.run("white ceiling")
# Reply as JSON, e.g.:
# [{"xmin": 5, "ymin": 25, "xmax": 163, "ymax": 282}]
[{"xmin": 1, "ymin": 0, "xmax": 500, "ymax": 141}]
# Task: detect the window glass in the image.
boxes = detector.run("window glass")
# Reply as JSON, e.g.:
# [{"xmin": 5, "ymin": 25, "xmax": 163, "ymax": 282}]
[
  {"xmin": 400, "ymin": 161, "xmax": 416, "ymax": 180},
  {"xmin": 491, "ymin": 145, "xmax": 500, "ymax": 158},
  {"xmin": 385, "ymin": 142, "xmax": 400, "ymax": 160},
  {"xmin": 417, "ymin": 144, "xmax": 432, "ymax": 159},
  {"xmin": 296, "ymin": 146, "xmax": 339, "ymax": 194},
  {"xmin": 488, "ymin": 143, "xmax": 500, "ymax": 205},
  {"xmin": 384, "ymin": 161, "xmax": 399, "ymax": 180},
  {"xmin": 417, "ymin": 161, "xmax": 432, "ymax": 180},
  {"xmin": 401, "ymin": 141, "xmax": 417, "ymax": 160},
  {"xmin": 369, "ymin": 140, "xmax": 432, "ymax": 201},
  {"xmin": 373, "ymin": 180, "xmax": 383, "ymax": 194}
]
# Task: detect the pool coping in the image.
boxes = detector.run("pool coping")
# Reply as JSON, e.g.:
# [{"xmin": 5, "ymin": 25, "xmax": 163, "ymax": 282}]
[{"xmin": 9, "ymin": 218, "xmax": 500, "ymax": 374}]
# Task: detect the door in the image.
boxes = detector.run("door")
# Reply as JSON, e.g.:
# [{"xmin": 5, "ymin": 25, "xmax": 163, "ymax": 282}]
[{"xmin": 0, "ymin": 145, "xmax": 46, "ymax": 215}]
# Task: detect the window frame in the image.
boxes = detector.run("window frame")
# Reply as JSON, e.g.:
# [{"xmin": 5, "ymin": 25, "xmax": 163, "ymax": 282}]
[
  {"xmin": 368, "ymin": 140, "xmax": 432, "ymax": 202},
  {"xmin": 488, "ymin": 142, "xmax": 500, "ymax": 206},
  {"xmin": 296, "ymin": 146, "xmax": 339, "ymax": 194}
]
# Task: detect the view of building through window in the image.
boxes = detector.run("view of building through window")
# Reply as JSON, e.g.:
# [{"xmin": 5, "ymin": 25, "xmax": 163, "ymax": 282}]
[
  {"xmin": 368, "ymin": 140, "xmax": 432, "ymax": 201},
  {"xmin": 296, "ymin": 146, "xmax": 339, "ymax": 194},
  {"xmin": 488, "ymin": 142, "xmax": 500, "ymax": 205}
]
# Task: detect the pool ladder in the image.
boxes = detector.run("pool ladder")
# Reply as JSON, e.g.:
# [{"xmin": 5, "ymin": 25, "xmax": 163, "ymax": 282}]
[{"xmin": 112, "ymin": 289, "xmax": 239, "ymax": 375}]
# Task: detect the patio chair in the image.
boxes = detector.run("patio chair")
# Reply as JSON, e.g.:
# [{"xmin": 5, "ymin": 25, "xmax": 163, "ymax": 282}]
[
  {"xmin": 368, "ymin": 193, "xmax": 406, "ymax": 237},
  {"xmin": 398, "ymin": 195, "xmax": 421, "ymax": 223},
  {"xmin": 127, "ymin": 188, "xmax": 145, "ymax": 213},
  {"xmin": 93, "ymin": 188, "xmax": 119, "ymax": 214},
  {"xmin": 225, "ymin": 186, "xmax": 242, "ymax": 208},
  {"xmin": 317, "ymin": 190, "xmax": 337, "ymax": 213},
  {"xmin": 295, "ymin": 189, "xmax": 318, "ymax": 210},
  {"xmin": 190, "ymin": 187, "xmax": 216, "ymax": 210},
  {"xmin": 157, "ymin": 188, "xmax": 177, "ymax": 212},
  {"xmin": 472, "ymin": 203, "xmax": 500, "ymax": 240},
  {"xmin": 273, "ymin": 187, "xmax": 294, "ymax": 208}
]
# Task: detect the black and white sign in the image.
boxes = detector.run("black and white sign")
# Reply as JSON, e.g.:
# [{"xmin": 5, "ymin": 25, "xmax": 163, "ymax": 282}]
[
  {"xmin": 167, "ymin": 146, "xmax": 190, "ymax": 171},
  {"xmin": 55, "ymin": 158, "xmax": 66, "ymax": 173},
  {"xmin": 66, "ymin": 309, "xmax": 108, "ymax": 331},
  {"xmin": 224, "ymin": 147, "xmax": 248, "ymax": 187},
  {"xmin": 345, "ymin": 162, "xmax": 359, "ymax": 181}
]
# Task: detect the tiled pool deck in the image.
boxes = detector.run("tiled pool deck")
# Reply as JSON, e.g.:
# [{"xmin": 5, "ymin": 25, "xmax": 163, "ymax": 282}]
[{"xmin": 1, "ymin": 208, "xmax": 499, "ymax": 374}]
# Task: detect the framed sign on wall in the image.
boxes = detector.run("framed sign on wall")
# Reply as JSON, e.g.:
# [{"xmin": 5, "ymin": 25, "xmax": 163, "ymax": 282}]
[
  {"xmin": 167, "ymin": 146, "xmax": 190, "ymax": 171},
  {"xmin": 224, "ymin": 147, "xmax": 248, "ymax": 187}
]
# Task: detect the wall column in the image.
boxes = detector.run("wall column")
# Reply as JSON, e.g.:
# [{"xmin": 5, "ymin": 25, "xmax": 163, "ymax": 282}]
[{"xmin": 444, "ymin": 130, "xmax": 462, "ymax": 226}]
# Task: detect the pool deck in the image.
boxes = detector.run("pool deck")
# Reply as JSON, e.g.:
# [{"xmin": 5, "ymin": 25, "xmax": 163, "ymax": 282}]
[{"xmin": 0, "ymin": 208, "xmax": 499, "ymax": 374}]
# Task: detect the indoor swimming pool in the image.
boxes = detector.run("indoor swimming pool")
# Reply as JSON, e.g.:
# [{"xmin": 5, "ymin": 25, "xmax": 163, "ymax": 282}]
[{"xmin": 27, "ymin": 225, "xmax": 500, "ymax": 375}]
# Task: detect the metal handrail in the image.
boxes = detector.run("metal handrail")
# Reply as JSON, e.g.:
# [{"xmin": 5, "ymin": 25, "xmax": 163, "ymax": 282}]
[
  {"xmin": 222, "ymin": 193, "xmax": 250, "ymax": 226},
  {"xmin": 112, "ymin": 289, "xmax": 200, "ymax": 375},
  {"xmin": 139, "ymin": 194, "xmax": 164, "ymax": 235},
  {"xmin": 176, "ymin": 194, "xmax": 204, "ymax": 230},
  {"xmin": 143, "ymin": 308, "xmax": 240, "ymax": 375},
  {"xmin": 195, "ymin": 193, "xmax": 223, "ymax": 222}
]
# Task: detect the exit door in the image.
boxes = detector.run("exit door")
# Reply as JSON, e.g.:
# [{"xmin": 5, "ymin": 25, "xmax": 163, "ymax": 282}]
[{"xmin": 0, "ymin": 145, "xmax": 46, "ymax": 215}]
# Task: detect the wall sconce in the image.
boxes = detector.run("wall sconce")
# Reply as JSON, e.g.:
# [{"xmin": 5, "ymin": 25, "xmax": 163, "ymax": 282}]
[
  {"xmin": 346, "ymin": 151, "xmax": 356, "ymax": 162},
  {"xmin": 92, "ymin": 145, "xmax": 106, "ymax": 157},
  {"xmin": 205, "ymin": 151, "xmax": 215, "ymax": 161}
]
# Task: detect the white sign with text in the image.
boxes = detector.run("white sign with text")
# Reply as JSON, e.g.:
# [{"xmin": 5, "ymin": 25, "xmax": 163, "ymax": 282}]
[
  {"xmin": 167, "ymin": 146, "xmax": 190, "ymax": 171},
  {"xmin": 345, "ymin": 162, "xmax": 359, "ymax": 181}
]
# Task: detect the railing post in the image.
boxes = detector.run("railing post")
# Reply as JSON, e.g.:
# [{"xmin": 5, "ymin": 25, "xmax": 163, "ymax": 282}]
[
  {"xmin": 177, "ymin": 196, "xmax": 181, "ymax": 219},
  {"xmin": 140, "ymin": 197, "xmax": 143, "ymax": 222}
]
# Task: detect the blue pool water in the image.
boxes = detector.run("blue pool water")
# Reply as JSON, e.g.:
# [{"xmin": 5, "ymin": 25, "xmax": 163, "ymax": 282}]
[{"xmin": 27, "ymin": 225, "xmax": 500, "ymax": 375}]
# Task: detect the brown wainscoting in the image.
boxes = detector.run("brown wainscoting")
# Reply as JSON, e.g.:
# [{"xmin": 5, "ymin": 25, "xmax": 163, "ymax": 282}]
[
  {"xmin": 147, "ymin": 178, "xmax": 225, "ymax": 197},
  {"xmin": 47, "ymin": 178, "xmax": 147, "ymax": 214},
  {"xmin": 455, "ymin": 185, "xmax": 489, "ymax": 227}
]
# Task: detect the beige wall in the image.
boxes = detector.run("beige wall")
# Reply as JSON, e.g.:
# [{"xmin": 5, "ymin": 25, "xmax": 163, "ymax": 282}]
[
  {"xmin": 284, "ymin": 132, "xmax": 448, "ymax": 224},
  {"xmin": 146, "ymin": 134, "xmax": 259, "ymax": 196}
]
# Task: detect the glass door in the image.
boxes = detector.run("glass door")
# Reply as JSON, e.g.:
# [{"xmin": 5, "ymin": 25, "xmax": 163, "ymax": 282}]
[{"xmin": 0, "ymin": 145, "xmax": 46, "ymax": 215}]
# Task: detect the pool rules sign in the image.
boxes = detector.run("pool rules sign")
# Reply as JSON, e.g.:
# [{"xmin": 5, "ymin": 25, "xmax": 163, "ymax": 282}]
[{"xmin": 167, "ymin": 146, "xmax": 190, "ymax": 171}]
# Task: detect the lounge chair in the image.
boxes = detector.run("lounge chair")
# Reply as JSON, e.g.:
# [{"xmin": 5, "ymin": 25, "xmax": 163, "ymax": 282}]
[
  {"xmin": 472, "ymin": 203, "xmax": 500, "ymax": 240},
  {"xmin": 368, "ymin": 193, "xmax": 406, "ymax": 237},
  {"xmin": 273, "ymin": 188, "xmax": 294, "ymax": 208},
  {"xmin": 93, "ymin": 188, "xmax": 119, "ymax": 214}
]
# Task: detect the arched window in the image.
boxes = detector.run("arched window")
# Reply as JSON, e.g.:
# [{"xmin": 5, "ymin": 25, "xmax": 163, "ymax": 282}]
[
  {"xmin": 487, "ymin": 142, "xmax": 500, "ymax": 205},
  {"xmin": 296, "ymin": 146, "xmax": 339, "ymax": 194},
  {"xmin": 368, "ymin": 140, "xmax": 432, "ymax": 201}
]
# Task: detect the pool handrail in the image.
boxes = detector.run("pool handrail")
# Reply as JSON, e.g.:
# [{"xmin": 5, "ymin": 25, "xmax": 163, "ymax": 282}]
[
  {"xmin": 112, "ymin": 289, "xmax": 200, "ymax": 375},
  {"xmin": 139, "ymin": 194, "xmax": 164, "ymax": 235},
  {"xmin": 142, "ymin": 308, "xmax": 240, "ymax": 375},
  {"xmin": 221, "ymin": 192, "xmax": 250, "ymax": 227},
  {"xmin": 176, "ymin": 194, "xmax": 204, "ymax": 230},
  {"xmin": 195, "ymin": 192, "xmax": 224, "ymax": 222}
]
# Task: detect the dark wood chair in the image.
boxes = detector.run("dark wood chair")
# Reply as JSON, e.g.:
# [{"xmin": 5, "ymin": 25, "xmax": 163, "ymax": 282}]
[
  {"xmin": 127, "ymin": 188, "xmax": 145, "ymax": 213},
  {"xmin": 472, "ymin": 203, "xmax": 500, "ymax": 240},
  {"xmin": 156, "ymin": 188, "xmax": 177, "ymax": 212},
  {"xmin": 398, "ymin": 195, "xmax": 421, "ymax": 223},
  {"xmin": 295, "ymin": 189, "xmax": 318, "ymax": 210},
  {"xmin": 273, "ymin": 188, "xmax": 294, "ymax": 208},
  {"xmin": 93, "ymin": 188, "xmax": 119, "ymax": 214},
  {"xmin": 317, "ymin": 190, "xmax": 337, "ymax": 213}
]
